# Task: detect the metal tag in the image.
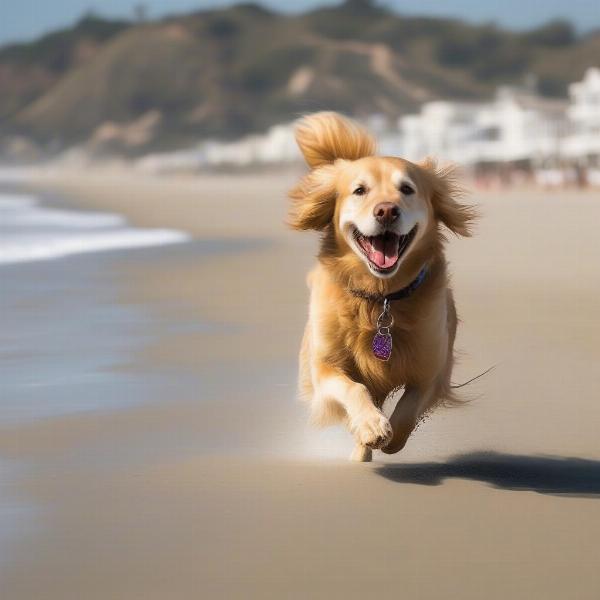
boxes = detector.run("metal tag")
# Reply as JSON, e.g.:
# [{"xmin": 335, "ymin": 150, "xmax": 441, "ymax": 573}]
[
  {"xmin": 373, "ymin": 298, "xmax": 393, "ymax": 361},
  {"xmin": 372, "ymin": 329, "xmax": 392, "ymax": 361}
]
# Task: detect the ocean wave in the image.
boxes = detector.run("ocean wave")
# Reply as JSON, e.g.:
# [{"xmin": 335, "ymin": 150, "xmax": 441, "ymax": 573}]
[
  {"xmin": 0, "ymin": 193, "xmax": 126, "ymax": 228},
  {"xmin": 0, "ymin": 192, "xmax": 189, "ymax": 265}
]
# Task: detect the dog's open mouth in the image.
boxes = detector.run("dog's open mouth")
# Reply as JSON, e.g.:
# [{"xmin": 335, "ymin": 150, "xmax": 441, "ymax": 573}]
[{"xmin": 353, "ymin": 225, "xmax": 418, "ymax": 273}]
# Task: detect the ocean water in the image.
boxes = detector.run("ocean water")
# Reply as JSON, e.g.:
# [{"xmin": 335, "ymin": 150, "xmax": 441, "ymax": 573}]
[
  {"xmin": 0, "ymin": 192, "xmax": 188, "ymax": 265},
  {"xmin": 0, "ymin": 188, "xmax": 192, "ymax": 423},
  {"xmin": 0, "ymin": 187, "xmax": 192, "ymax": 564}
]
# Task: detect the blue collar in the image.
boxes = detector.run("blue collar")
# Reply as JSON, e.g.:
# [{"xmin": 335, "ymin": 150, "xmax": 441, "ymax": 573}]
[
  {"xmin": 385, "ymin": 266, "xmax": 428, "ymax": 301},
  {"xmin": 348, "ymin": 266, "xmax": 428, "ymax": 303}
]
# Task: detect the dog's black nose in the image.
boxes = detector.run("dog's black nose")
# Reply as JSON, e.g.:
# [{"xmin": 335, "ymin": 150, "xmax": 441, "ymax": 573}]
[{"xmin": 373, "ymin": 202, "xmax": 400, "ymax": 225}]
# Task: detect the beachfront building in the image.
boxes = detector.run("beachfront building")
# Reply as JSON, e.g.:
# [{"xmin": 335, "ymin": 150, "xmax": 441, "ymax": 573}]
[
  {"xmin": 396, "ymin": 100, "xmax": 487, "ymax": 164},
  {"xmin": 485, "ymin": 87, "xmax": 568, "ymax": 164},
  {"xmin": 136, "ymin": 123, "xmax": 299, "ymax": 172},
  {"xmin": 397, "ymin": 86, "xmax": 569, "ymax": 167},
  {"xmin": 564, "ymin": 68, "xmax": 600, "ymax": 181},
  {"xmin": 202, "ymin": 124, "xmax": 298, "ymax": 167},
  {"xmin": 136, "ymin": 68, "xmax": 599, "ymax": 184}
]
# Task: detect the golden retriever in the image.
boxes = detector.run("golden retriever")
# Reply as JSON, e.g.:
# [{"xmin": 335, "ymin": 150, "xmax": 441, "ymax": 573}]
[{"xmin": 289, "ymin": 112, "xmax": 475, "ymax": 462}]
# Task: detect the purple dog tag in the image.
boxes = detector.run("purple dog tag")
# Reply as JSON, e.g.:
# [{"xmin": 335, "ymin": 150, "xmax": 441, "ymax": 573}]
[
  {"xmin": 372, "ymin": 330, "xmax": 392, "ymax": 361},
  {"xmin": 373, "ymin": 298, "xmax": 393, "ymax": 361}
]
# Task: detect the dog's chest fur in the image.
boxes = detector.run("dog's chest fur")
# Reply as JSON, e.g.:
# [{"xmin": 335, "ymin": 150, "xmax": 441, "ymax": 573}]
[{"xmin": 313, "ymin": 263, "xmax": 449, "ymax": 405}]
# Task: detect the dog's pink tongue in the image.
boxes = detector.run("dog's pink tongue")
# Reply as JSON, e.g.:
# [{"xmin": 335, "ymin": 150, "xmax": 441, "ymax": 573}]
[{"xmin": 368, "ymin": 235, "xmax": 398, "ymax": 268}]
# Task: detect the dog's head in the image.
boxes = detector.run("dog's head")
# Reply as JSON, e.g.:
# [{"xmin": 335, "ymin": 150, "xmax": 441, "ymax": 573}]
[{"xmin": 289, "ymin": 112, "xmax": 475, "ymax": 285}]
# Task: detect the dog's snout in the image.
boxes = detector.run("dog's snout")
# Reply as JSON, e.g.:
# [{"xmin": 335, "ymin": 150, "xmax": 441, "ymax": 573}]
[{"xmin": 373, "ymin": 202, "xmax": 400, "ymax": 226}]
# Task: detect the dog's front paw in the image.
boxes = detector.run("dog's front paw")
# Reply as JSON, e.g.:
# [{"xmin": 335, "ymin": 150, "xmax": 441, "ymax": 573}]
[{"xmin": 351, "ymin": 409, "xmax": 393, "ymax": 449}]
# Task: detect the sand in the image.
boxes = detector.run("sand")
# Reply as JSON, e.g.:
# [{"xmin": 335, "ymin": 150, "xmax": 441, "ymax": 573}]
[{"xmin": 2, "ymin": 166, "xmax": 600, "ymax": 599}]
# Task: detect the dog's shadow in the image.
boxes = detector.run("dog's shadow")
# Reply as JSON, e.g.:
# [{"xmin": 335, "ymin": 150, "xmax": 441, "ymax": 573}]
[{"xmin": 376, "ymin": 452, "xmax": 600, "ymax": 498}]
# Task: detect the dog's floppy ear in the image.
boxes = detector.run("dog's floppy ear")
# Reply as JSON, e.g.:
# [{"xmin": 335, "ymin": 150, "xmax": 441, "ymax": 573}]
[
  {"xmin": 288, "ymin": 112, "xmax": 376, "ymax": 231},
  {"xmin": 294, "ymin": 112, "xmax": 376, "ymax": 168},
  {"xmin": 421, "ymin": 158, "xmax": 477, "ymax": 237},
  {"xmin": 288, "ymin": 164, "xmax": 337, "ymax": 231}
]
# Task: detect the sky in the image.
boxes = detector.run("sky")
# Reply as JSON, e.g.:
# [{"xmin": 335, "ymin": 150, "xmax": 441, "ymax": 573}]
[{"xmin": 1, "ymin": 0, "xmax": 599, "ymax": 46}]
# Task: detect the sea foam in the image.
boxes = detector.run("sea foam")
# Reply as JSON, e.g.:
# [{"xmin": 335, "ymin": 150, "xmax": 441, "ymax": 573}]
[{"xmin": 0, "ymin": 192, "xmax": 189, "ymax": 265}]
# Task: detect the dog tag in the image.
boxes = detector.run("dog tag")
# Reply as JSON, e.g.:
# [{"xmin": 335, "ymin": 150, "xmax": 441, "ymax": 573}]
[
  {"xmin": 373, "ymin": 298, "xmax": 393, "ymax": 361},
  {"xmin": 373, "ymin": 328, "xmax": 392, "ymax": 361}
]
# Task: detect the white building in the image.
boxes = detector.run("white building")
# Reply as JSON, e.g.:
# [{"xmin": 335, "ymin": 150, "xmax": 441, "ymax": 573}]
[
  {"xmin": 397, "ymin": 86, "xmax": 569, "ymax": 166},
  {"xmin": 202, "ymin": 124, "xmax": 298, "ymax": 166},
  {"xmin": 396, "ymin": 101, "xmax": 487, "ymax": 164},
  {"xmin": 564, "ymin": 67, "xmax": 600, "ymax": 165},
  {"xmin": 135, "ymin": 68, "xmax": 600, "ymax": 180},
  {"xmin": 135, "ymin": 123, "xmax": 299, "ymax": 172}
]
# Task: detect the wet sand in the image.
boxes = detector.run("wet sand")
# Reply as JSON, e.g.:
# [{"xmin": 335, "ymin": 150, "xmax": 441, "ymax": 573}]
[{"xmin": 2, "ymin": 167, "xmax": 600, "ymax": 598}]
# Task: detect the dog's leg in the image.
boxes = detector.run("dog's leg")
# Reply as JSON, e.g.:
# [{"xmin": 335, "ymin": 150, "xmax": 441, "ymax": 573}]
[
  {"xmin": 314, "ymin": 364, "xmax": 392, "ymax": 452},
  {"xmin": 349, "ymin": 444, "xmax": 372, "ymax": 462},
  {"xmin": 381, "ymin": 384, "xmax": 434, "ymax": 455}
]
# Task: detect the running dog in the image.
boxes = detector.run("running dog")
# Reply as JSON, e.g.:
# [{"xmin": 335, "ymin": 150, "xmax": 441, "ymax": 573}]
[{"xmin": 289, "ymin": 112, "xmax": 475, "ymax": 461}]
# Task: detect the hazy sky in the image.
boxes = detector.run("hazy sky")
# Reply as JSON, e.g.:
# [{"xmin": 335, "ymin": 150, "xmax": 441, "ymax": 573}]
[{"xmin": 1, "ymin": 0, "xmax": 599, "ymax": 46}]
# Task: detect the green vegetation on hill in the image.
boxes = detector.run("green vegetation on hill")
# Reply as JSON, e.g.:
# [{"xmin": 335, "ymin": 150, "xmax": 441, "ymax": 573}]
[
  {"xmin": 1, "ymin": 1, "xmax": 598, "ymax": 154},
  {"xmin": 0, "ymin": 16, "xmax": 130, "ymax": 122}
]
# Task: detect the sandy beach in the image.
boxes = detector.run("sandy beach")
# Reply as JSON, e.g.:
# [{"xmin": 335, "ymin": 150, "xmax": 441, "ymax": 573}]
[{"xmin": 2, "ymin": 167, "xmax": 600, "ymax": 599}]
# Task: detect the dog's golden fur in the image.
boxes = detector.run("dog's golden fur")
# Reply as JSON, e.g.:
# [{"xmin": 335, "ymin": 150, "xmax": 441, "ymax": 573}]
[{"xmin": 289, "ymin": 112, "xmax": 476, "ymax": 461}]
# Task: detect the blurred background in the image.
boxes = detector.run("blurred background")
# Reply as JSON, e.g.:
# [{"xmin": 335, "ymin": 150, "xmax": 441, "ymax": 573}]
[
  {"xmin": 1, "ymin": 0, "xmax": 600, "ymax": 185},
  {"xmin": 2, "ymin": 2, "xmax": 600, "ymax": 599}
]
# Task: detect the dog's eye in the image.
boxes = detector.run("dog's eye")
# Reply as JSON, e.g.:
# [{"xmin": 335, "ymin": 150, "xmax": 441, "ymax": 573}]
[
  {"xmin": 400, "ymin": 183, "xmax": 415, "ymax": 195},
  {"xmin": 353, "ymin": 186, "xmax": 367, "ymax": 196}
]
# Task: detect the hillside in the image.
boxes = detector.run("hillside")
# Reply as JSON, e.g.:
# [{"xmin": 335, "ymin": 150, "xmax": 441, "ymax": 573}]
[{"xmin": 1, "ymin": 0, "xmax": 599, "ymax": 156}]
